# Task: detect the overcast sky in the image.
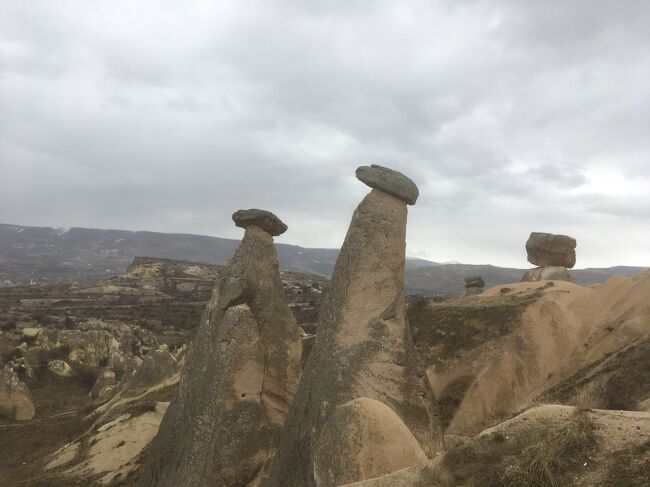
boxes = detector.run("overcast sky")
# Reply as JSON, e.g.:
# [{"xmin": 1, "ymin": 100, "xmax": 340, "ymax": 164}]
[{"xmin": 1, "ymin": 1, "xmax": 649, "ymax": 268}]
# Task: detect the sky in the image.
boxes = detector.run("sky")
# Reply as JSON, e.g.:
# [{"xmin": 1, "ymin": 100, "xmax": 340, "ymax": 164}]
[{"xmin": 1, "ymin": 0, "xmax": 649, "ymax": 268}]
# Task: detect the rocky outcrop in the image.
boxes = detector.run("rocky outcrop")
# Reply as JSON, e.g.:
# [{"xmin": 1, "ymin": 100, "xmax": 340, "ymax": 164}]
[
  {"xmin": 0, "ymin": 365, "xmax": 35, "ymax": 420},
  {"xmin": 464, "ymin": 276, "xmax": 485, "ymax": 296},
  {"xmin": 34, "ymin": 320, "xmax": 157, "ymax": 373},
  {"xmin": 522, "ymin": 232, "xmax": 577, "ymax": 283},
  {"xmin": 121, "ymin": 349, "xmax": 177, "ymax": 398},
  {"xmin": 47, "ymin": 360, "xmax": 73, "ymax": 377},
  {"xmin": 521, "ymin": 266, "xmax": 574, "ymax": 283},
  {"xmin": 268, "ymin": 166, "xmax": 441, "ymax": 487},
  {"xmin": 232, "ymin": 208, "xmax": 288, "ymax": 236},
  {"xmin": 90, "ymin": 368, "xmax": 118, "ymax": 401},
  {"xmin": 139, "ymin": 209, "xmax": 302, "ymax": 487},
  {"xmin": 526, "ymin": 232, "xmax": 576, "ymax": 268}
]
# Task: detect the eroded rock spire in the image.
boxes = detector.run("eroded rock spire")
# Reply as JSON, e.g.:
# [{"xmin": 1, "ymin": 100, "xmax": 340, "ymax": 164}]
[
  {"xmin": 139, "ymin": 209, "xmax": 302, "ymax": 487},
  {"xmin": 268, "ymin": 166, "xmax": 442, "ymax": 487}
]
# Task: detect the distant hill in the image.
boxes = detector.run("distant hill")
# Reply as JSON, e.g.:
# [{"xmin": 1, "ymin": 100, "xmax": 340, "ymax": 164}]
[{"xmin": 0, "ymin": 223, "xmax": 646, "ymax": 295}]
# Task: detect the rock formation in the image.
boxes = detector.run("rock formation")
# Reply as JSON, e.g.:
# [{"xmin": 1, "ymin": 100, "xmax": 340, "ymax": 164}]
[
  {"xmin": 521, "ymin": 265, "xmax": 574, "ymax": 283},
  {"xmin": 464, "ymin": 276, "xmax": 485, "ymax": 296},
  {"xmin": 121, "ymin": 348, "xmax": 177, "ymax": 398},
  {"xmin": 526, "ymin": 232, "xmax": 576, "ymax": 268},
  {"xmin": 268, "ymin": 165, "xmax": 442, "ymax": 487},
  {"xmin": 522, "ymin": 232, "xmax": 576, "ymax": 283},
  {"xmin": 139, "ymin": 209, "xmax": 302, "ymax": 487},
  {"xmin": 47, "ymin": 360, "xmax": 73, "ymax": 377},
  {"xmin": 0, "ymin": 365, "xmax": 35, "ymax": 420},
  {"xmin": 90, "ymin": 368, "xmax": 118, "ymax": 402}
]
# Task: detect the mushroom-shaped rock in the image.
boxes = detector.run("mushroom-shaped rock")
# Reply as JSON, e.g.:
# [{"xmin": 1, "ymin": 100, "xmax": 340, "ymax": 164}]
[
  {"xmin": 139, "ymin": 215, "xmax": 302, "ymax": 487},
  {"xmin": 526, "ymin": 232, "xmax": 576, "ymax": 268},
  {"xmin": 232, "ymin": 208, "xmax": 288, "ymax": 236},
  {"xmin": 355, "ymin": 165, "xmax": 419, "ymax": 205},
  {"xmin": 268, "ymin": 167, "xmax": 440, "ymax": 487}
]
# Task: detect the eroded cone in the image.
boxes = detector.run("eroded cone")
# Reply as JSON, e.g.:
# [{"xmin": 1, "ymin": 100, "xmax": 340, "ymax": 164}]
[
  {"xmin": 139, "ymin": 209, "xmax": 302, "ymax": 487},
  {"xmin": 268, "ymin": 166, "xmax": 442, "ymax": 487}
]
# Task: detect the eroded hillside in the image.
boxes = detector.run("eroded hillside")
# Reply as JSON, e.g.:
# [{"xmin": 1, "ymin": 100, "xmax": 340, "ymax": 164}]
[
  {"xmin": 2, "ymin": 260, "xmax": 649, "ymax": 486},
  {"xmin": 411, "ymin": 271, "xmax": 650, "ymax": 436}
]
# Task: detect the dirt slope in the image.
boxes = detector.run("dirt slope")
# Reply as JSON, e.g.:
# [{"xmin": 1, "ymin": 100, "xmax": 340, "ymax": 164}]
[
  {"xmin": 411, "ymin": 270, "xmax": 650, "ymax": 435},
  {"xmin": 342, "ymin": 405, "xmax": 650, "ymax": 487}
]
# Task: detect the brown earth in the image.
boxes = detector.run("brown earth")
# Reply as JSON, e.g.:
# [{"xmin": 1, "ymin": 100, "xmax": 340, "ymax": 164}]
[
  {"xmin": 411, "ymin": 270, "xmax": 650, "ymax": 435},
  {"xmin": 0, "ymin": 371, "xmax": 94, "ymax": 487}
]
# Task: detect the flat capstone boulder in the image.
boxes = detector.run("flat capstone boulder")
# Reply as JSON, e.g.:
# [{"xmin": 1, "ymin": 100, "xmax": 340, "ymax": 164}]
[
  {"xmin": 232, "ymin": 209, "xmax": 288, "ymax": 236},
  {"xmin": 355, "ymin": 165, "xmax": 419, "ymax": 205},
  {"xmin": 526, "ymin": 232, "xmax": 576, "ymax": 268}
]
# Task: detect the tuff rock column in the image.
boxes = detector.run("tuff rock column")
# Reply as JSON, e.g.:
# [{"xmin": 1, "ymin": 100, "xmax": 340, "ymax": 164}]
[
  {"xmin": 268, "ymin": 165, "xmax": 442, "ymax": 487},
  {"xmin": 139, "ymin": 209, "xmax": 302, "ymax": 487}
]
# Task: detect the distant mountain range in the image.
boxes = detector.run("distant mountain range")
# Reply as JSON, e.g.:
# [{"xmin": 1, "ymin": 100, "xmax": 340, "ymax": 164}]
[{"xmin": 0, "ymin": 223, "xmax": 646, "ymax": 296}]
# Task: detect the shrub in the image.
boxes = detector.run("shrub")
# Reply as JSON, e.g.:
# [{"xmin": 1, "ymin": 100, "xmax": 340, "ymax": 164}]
[
  {"xmin": 1, "ymin": 320, "xmax": 17, "ymax": 331},
  {"xmin": 441, "ymin": 409, "xmax": 598, "ymax": 487},
  {"xmin": 501, "ymin": 410, "xmax": 597, "ymax": 486}
]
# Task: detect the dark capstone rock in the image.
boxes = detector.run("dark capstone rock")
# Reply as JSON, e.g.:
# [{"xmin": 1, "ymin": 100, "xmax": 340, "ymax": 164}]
[
  {"xmin": 355, "ymin": 165, "xmax": 419, "ymax": 205},
  {"xmin": 232, "ymin": 209, "xmax": 288, "ymax": 236},
  {"xmin": 526, "ymin": 232, "xmax": 576, "ymax": 268},
  {"xmin": 464, "ymin": 276, "xmax": 485, "ymax": 288}
]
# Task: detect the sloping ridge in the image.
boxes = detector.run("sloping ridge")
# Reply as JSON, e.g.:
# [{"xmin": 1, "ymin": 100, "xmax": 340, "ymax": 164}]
[{"xmin": 418, "ymin": 270, "xmax": 650, "ymax": 435}]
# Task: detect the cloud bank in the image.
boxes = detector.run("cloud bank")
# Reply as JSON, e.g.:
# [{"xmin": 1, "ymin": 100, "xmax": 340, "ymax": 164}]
[{"xmin": 1, "ymin": 0, "xmax": 649, "ymax": 267}]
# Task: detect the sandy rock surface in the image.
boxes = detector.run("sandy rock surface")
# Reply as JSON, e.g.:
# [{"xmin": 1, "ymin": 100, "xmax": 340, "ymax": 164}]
[
  {"xmin": 0, "ymin": 365, "xmax": 35, "ymax": 420},
  {"xmin": 314, "ymin": 397, "xmax": 428, "ymax": 486},
  {"xmin": 269, "ymin": 179, "xmax": 441, "ymax": 487},
  {"xmin": 521, "ymin": 265, "xmax": 574, "ymax": 282},
  {"xmin": 416, "ymin": 270, "xmax": 650, "ymax": 436},
  {"xmin": 139, "ymin": 220, "xmax": 302, "ymax": 487},
  {"xmin": 47, "ymin": 359, "xmax": 73, "ymax": 377}
]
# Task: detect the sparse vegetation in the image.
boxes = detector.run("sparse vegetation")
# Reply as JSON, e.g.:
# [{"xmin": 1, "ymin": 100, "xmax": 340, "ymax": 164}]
[
  {"xmin": 64, "ymin": 316, "xmax": 77, "ymax": 329},
  {"xmin": 127, "ymin": 401, "xmax": 158, "ymax": 417},
  {"xmin": 440, "ymin": 409, "xmax": 598, "ymax": 487},
  {"xmin": 602, "ymin": 340, "xmax": 650, "ymax": 410},
  {"xmin": 415, "ymin": 465, "xmax": 446, "ymax": 486},
  {"xmin": 1, "ymin": 320, "xmax": 16, "ymax": 331},
  {"xmin": 437, "ymin": 375, "xmax": 474, "ymax": 428},
  {"xmin": 408, "ymin": 291, "xmax": 541, "ymax": 361},
  {"xmin": 602, "ymin": 439, "xmax": 650, "ymax": 487}
]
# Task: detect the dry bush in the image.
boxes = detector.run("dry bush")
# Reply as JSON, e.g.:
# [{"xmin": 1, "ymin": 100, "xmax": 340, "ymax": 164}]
[
  {"xmin": 416, "ymin": 465, "xmax": 452, "ymax": 487},
  {"xmin": 501, "ymin": 409, "xmax": 597, "ymax": 486},
  {"xmin": 441, "ymin": 409, "xmax": 598, "ymax": 487}
]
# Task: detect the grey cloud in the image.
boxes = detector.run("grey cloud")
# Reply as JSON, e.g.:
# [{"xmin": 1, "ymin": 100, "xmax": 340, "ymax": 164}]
[
  {"xmin": 527, "ymin": 163, "xmax": 587, "ymax": 188},
  {"xmin": 1, "ymin": 0, "xmax": 649, "ymax": 266}
]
